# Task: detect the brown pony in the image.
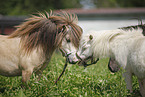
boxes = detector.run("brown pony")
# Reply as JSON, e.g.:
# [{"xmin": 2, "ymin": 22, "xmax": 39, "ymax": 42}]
[{"xmin": 0, "ymin": 11, "xmax": 82, "ymax": 84}]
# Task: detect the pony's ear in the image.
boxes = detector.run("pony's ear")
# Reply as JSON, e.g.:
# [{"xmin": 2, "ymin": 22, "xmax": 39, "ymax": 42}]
[{"xmin": 89, "ymin": 35, "xmax": 93, "ymax": 40}]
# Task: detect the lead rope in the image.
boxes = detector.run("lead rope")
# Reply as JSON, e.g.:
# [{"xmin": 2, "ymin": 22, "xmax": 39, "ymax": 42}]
[{"xmin": 55, "ymin": 48, "xmax": 71, "ymax": 84}]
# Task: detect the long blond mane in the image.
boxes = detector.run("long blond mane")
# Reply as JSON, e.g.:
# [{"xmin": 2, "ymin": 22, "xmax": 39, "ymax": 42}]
[
  {"xmin": 9, "ymin": 11, "xmax": 82, "ymax": 56},
  {"xmin": 88, "ymin": 28, "xmax": 143, "ymax": 58}
]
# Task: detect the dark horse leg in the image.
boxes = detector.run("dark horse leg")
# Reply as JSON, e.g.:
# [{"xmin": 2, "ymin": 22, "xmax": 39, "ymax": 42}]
[{"xmin": 108, "ymin": 58, "xmax": 120, "ymax": 73}]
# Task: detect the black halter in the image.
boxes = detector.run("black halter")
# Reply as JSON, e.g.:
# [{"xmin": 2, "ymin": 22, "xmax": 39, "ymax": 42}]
[{"xmin": 76, "ymin": 52, "xmax": 99, "ymax": 68}]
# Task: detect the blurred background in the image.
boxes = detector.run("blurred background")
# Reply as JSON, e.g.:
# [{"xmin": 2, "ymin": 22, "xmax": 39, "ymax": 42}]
[{"xmin": 0, "ymin": 0, "xmax": 145, "ymax": 34}]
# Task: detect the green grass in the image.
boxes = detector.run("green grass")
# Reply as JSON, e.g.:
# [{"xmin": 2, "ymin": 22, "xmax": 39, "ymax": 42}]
[{"xmin": 0, "ymin": 53, "xmax": 141, "ymax": 97}]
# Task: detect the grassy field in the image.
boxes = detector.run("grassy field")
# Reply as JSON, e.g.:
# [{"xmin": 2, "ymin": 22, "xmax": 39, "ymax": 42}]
[{"xmin": 0, "ymin": 53, "xmax": 141, "ymax": 97}]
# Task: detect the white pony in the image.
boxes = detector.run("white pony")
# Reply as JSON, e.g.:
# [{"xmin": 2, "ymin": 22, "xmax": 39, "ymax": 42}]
[
  {"xmin": 73, "ymin": 28, "xmax": 145, "ymax": 96},
  {"xmin": 0, "ymin": 11, "xmax": 82, "ymax": 85}
]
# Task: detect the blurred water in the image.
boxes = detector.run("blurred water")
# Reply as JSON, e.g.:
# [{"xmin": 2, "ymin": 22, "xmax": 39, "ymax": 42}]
[{"xmin": 78, "ymin": 19, "xmax": 145, "ymax": 33}]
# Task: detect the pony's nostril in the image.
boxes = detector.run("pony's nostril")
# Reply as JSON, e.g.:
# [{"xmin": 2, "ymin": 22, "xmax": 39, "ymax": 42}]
[{"xmin": 73, "ymin": 57, "xmax": 78, "ymax": 62}]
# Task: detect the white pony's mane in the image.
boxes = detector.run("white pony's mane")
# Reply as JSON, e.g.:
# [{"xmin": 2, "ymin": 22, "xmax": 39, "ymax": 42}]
[{"xmin": 81, "ymin": 28, "xmax": 143, "ymax": 58}]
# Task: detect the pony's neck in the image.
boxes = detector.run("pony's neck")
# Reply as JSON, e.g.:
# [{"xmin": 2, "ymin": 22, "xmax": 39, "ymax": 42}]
[{"xmin": 90, "ymin": 29, "xmax": 122, "ymax": 58}]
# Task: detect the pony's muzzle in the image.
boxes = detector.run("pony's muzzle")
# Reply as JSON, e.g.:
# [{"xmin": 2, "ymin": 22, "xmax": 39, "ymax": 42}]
[
  {"xmin": 67, "ymin": 53, "xmax": 78, "ymax": 64},
  {"xmin": 76, "ymin": 53, "xmax": 99, "ymax": 67},
  {"xmin": 76, "ymin": 52, "xmax": 86, "ymax": 66}
]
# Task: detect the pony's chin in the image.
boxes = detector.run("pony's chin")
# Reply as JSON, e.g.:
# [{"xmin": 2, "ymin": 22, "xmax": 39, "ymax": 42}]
[
  {"xmin": 69, "ymin": 61, "xmax": 78, "ymax": 64},
  {"xmin": 68, "ymin": 58, "xmax": 78, "ymax": 64}
]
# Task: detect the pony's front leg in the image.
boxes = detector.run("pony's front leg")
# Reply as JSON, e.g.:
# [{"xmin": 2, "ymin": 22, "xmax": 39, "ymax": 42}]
[
  {"xmin": 21, "ymin": 68, "xmax": 33, "ymax": 88},
  {"xmin": 138, "ymin": 79, "xmax": 145, "ymax": 97},
  {"xmin": 35, "ymin": 70, "xmax": 43, "ymax": 81},
  {"xmin": 35, "ymin": 63, "xmax": 48, "ymax": 81},
  {"xmin": 123, "ymin": 72, "xmax": 133, "ymax": 93}
]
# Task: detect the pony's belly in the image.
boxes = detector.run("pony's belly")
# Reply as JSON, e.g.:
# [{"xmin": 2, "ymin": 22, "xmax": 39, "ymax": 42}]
[
  {"xmin": 0, "ymin": 68, "xmax": 22, "ymax": 77},
  {"xmin": 131, "ymin": 64, "xmax": 145, "ymax": 79},
  {"xmin": 129, "ymin": 52, "xmax": 145, "ymax": 79},
  {"xmin": 0, "ymin": 63, "xmax": 22, "ymax": 77}
]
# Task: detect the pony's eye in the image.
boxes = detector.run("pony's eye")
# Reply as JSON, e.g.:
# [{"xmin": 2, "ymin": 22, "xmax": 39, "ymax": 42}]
[
  {"xmin": 58, "ymin": 25, "xmax": 65, "ymax": 33},
  {"xmin": 66, "ymin": 39, "xmax": 71, "ymax": 43}
]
